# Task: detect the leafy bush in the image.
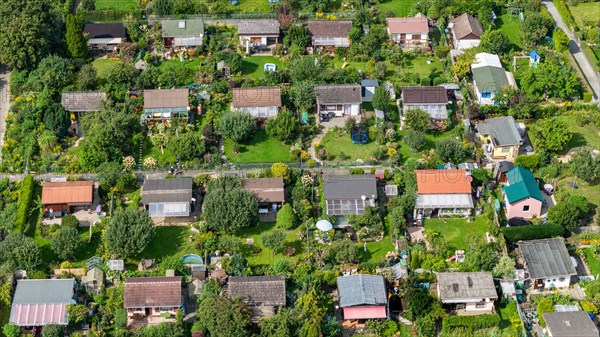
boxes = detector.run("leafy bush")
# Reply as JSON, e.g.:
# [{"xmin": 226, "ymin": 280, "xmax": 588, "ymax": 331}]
[
  {"xmin": 349, "ymin": 168, "xmax": 365, "ymax": 175},
  {"xmin": 15, "ymin": 175, "xmax": 35, "ymax": 235},
  {"xmin": 514, "ymin": 154, "xmax": 540, "ymax": 171},
  {"xmin": 61, "ymin": 214, "xmax": 79, "ymax": 228},
  {"xmin": 276, "ymin": 203, "xmax": 296, "ymax": 229},
  {"xmin": 442, "ymin": 314, "xmax": 500, "ymax": 333},
  {"xmin": 502, "ymin": 223, "xmax": 565, "ymax": 243}
]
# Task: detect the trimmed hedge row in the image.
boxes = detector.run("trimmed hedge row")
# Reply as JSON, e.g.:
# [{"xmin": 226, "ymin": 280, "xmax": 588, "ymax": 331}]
[
  {"xmin": 442, "ymin": 314, "xmax": 500, "ymax": 333},
  {"xmin": 15, "ymin": 175, "xmax": 34, "ymax": 235},
  {"xmin": 502, "ymin": 223, "xmax": 565, "ymax": 243}
]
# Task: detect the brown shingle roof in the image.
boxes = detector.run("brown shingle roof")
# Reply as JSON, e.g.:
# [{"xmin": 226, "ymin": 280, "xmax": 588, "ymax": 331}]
[
  {"xmin": 386, "ymin": 17, "xmax": 429, "ymax": 34},
  {"xmin": 315, "ymin": 84, "xmax": 362, "ymax": 105},
  {"xmin": 41, "ymin": 181, "xmax": 94, "ymax": 206},
  {"xmin": 143, "ymin": 89, "xmax": 189, "ymax": 109},
  {"xmin": 232, "ymin": 87, "xmax": 282, "ymax": 108},
  {"xmin": 450, "ymin": 13, "xmax": 483, "ymax": 40},
  {"xmin": 241, "ymin": 177, "xmax": 285, "ymax": 203},
  {"xmin": 61, "ymin": 92, "xmax": 107, "ymax": 112},
  {"xmin": 237, "ymin": 19, "xmax": 280, "ymax": 35},
  {"xmin": 401, "ymin": 86, "xmax": 448, "ymax": 104},
  {"xmin": 228, "ymin": 276, "xmax": 286, "ymax": 306},
  {"xmin": 307, "ymin": 20, "xmax": 352, "ymax": 38},
  {"xmin": 124, "ymin": 277, "xmax": 182, "ymax": 308},
  {"xmin": 415, "ymin": 170, "xmax": 472, "ymax": 194}
]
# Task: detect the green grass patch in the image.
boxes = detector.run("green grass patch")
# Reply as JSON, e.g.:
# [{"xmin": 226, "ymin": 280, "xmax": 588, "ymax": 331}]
[
  {"xmin": 320, "ymin": 126, "xmax": 381, "ymax": 161},
  {"xmin": 223, "ymin": 129, "xmax": 291, "ymax": 164},
  {"xmin": 377, "ymin": 0, "xmax": 418, "ymax": 16},
  {"xmin": 95, "ymin": 0, "xmax": 139, "ymax": 10},
  {"xmin": 397, "ymin": 128, "xmax": 456, "ymax": 161},
  {"xmin": 556, "ymin": 176, "xmax": 600, "ymax": 209},
  {"xmin": 496, "ymin": 13, "xmax": 523, "ymax": 51},
  {"xmin": 403, "ymin": 56, "xmax": 446, "ymax": 81},
  {"xmin": 241, "ymin": 56, "xmax": 283, "ymax": 80},
  {"xmin": 139, "ymin": 226, "xmax": 197, "ymax": 261},
  {"xmin": 356, "ymin": 233, "xmax": 396, "ymax": 263},
  {"xmin": 235, "ymin": 222, "xmax": 303, "ymax": 267},
  {"xmin": 92, "ymin": 58, "xmax": 120, "ymax": 79},
  {"xmin": 424, "ymin": 216, "xmax": 490, "ymax": 251},
  {"xmin": 555, "ymin": 115, "xmax": 600, "ymax": 151},
  {"xmin": 157, "ymin": 59, "xmax": 202, "ymax": 72},
  {"xmin": 582, "ymin": 248, "xmax": 600, "ymax": 276},
  {"xmin": 567, "ymin": 1, "xmax": 600, "ymax": 27}
]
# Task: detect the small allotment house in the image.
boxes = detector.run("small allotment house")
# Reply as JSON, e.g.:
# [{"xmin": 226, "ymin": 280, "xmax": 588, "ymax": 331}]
[
  {"xmin": 84, "ymin": 23, "xmax": 127, "ymax": 50},
  {"xmin": 448, "ymin": 13, "xmax": 483, "ymax": 50},
  {"xmin": 386, "ymin": 17, "xmax": 429, "ymax": 48},
  {"xmin": 238, "ymin": 19, "xmax": 280, "ymax": 51},
  {"xmin": 242, "ymin": 177, "xmax": 285, "ymax": 218},
  {"xmin": 161, "ymin": 19, "xmax": 204, "ymax": 48},
  {"xmin": 61, "ymin": 92, "xmax": 106, "ymax": 118},
  {"xmin": 315, "ymin": 84, "xmax": 362, "ymax": 119},
  {"xmin": 124, "ymin": 277, "xmax": 183, "ymax": 321},
  {"xmin": 231, "ymin": 87, "xmax": 282, "ymax": 119},
  {"xmin": 141, "ymin": 178, "xmax": 193, "ymax": 217},
  {"xmin": 228, "ymin": 276, "xmax": 286, "ymax": 321},
  {"xmin": 323, "ymin": 175, "xmax": 377, "ymax": 225},
  {"xmin": 9, "ymin": 279, "xmax": 75, "ymax": 328},
  {"xmin": 518, "ymin": 238, "xmax": 577, "ymax": 290},
  {"xmin": 337, "ymin": 274, "xmax": 388, "ymax": 321},
  {"xmin": 307, "ymin": 20, "xmax": 352, "ymax": 50},
  {"xmin": 437, "ymin": 272, "xmax": 498, "ymax": 315},
  {"xmin": 502, "ymin": 166, "xmax": 543, "ymax": 219},
  {"xmin": 41, "ymin": 181, "xmax": 94, "ymax": 217},
  {"xmin": 476, "ymin": 116, "xmax": 523, "ymax": 160},
  {"xmin": 471, "ymin": 53, "xmax": 517, "ymax": 105},
  {"xmin": 543, "ymin": 311, "xmax": 600, "ymax": 337},
  {"xmin": 143, "ymin": 89, "xmax": 189, "ymax": 121},
  {"xmin": 414, "ymin": 170, "xmax": 473, "ymax": 219},
  {"xmin": 401, "ymin": 86, "xmax": 449, "ymax": 122}
]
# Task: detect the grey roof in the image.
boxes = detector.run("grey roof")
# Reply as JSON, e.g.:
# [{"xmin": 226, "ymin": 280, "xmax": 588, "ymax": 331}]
[
  {"xmin": 162, "ymin": 19, "xmax": 204, "ymax": 38},
  {"xmin": 518, "ymin": 239, "xmax": 577, "ymax": 279},
  {"xmin": 476, "ymin": 116, "xmax": 523, "ymax": 146},
  {"xmin": 84, "ymin": 23, "xmax": 127, "ymax": 39},
  {"xmin": 141, "ymin": 178, "xmax": 193, "ymax": 204},
  {"xmin": 315, "ymin": 84, "xmax": 362, "ymax": 105},
  {"xmin": 337, "ymin": 274, "xmax": 387, "ymax": 308},
  {"xmin": 228, "ymin": 276, "xmax": 286, "ymax": 306},
  {"xmin": 13, "ymin": 279, "xmax": 75, "ymax": 304},
  {"xmin": 543, "ymin": 311, "xmax": 600, "ymax": 337},
  {"xmin": 61, "ymin": 92, "xmax": 106, "ymax": 112},
  {"xmin": 323, "ymin": 175, "xmax": 377, "ymax": 200},
  {"xmin": 237, "ymin": 19, "xmax": 280, "ymax": 36},
  {"xmin": 361, "ymin": 80, "xmax": 379, "ymax": 87},
  {"xmin": 437, "ymin": 272, "xmax": 497, "ymax": 301}
]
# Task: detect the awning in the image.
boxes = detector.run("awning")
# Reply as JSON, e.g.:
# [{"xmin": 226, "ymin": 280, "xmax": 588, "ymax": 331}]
[
  {"xmin": 415, "ymin": 193, "xmax": 473, "ymax": 209},
  {"xmin": 343, "ymin": 306, "xmax": 387, "ymax": 320}
]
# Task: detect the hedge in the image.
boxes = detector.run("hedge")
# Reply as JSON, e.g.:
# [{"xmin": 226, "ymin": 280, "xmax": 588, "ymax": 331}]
[
  {"xmin": 502, "ymin": 223, "xmax": 565, "ymax": 243},
  {"xmin": 15, "ymin": 175, "xmax": 35, "ymax": 235},
  {"xmin": 442, "ymin": 314, "xmax": 500, "ymax": 333}
]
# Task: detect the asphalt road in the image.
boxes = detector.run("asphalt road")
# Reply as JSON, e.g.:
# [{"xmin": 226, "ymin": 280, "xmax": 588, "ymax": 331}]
[
  {"xmin": 0, "ymin": 66, "xmax": 10, "ymax": 164},
  {"xmin": 542, "ymin": 0, "xmax": 600, "ymax": 101}
]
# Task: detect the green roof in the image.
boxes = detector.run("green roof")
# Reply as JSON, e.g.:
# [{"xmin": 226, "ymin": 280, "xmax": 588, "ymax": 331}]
[
  {"xmin": 503, "ymin": 166, "xmax": 544, "ymax": 203},
  {"xmin": 161, "ymin": 19, "xmax": 204, "ymax": 38},
  {"xmin": 472, "ymin": 66, "xmax": 509, "ymax": 93}
]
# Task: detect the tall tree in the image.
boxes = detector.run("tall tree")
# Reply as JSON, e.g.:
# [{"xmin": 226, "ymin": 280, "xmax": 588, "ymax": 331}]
[
  {"xmin": 0, "ymin": 232, "xmax": 42, "ymax": 273},
  {"xmin": 219, "ymin": 111, "xmax": 255, "ymax": 142},
  {"xmin": 528, "ymin": 118, "xmax": 572, "ymax": 153},
  {"xmin": 553, "ymin": 28, "xmax": 569, "ymax": 52},
  {"xmin": 167, "ymin": 132, "xmax": 206, "ymax": 161},
  {"xmin": 65, "ymin": 15, "xmax": 88, "ymax": 59},
  {"xmin": 77, "ymin": 64, "xmax": 98, "ymax": 91},
  {"xmin": 266, "ymin": 111, "xmax": 300, "ymax": 144},
  {"xmin": 435, "ymin": 139, "xmax": 467, "ymax": 163},
  {"xmin": 51, "ymin": 227, "xmax": 82, "ymax": 260},
  {"xmin": 43, "ymin": 103, "xmax": 71, "ymax": 139},
  {"xmin": 521, "ymin": 13, "xmax": 554, "ymax": 46},
  {"xmin": 203, "ymin": 177, "xmax": 258, "ymax": 233},
  {"xmin": 260, "ymin": 229, "xmax": 286, "ymax": 254},
  {"xmin": 196, "ymin": 296, "xmax": 252, "ymax": 337},
  {"xmin": 371, "ymin": 86, "xmax": 391, "ymax": 112},
  {"xmin": 26, "ymin": 55, "xmax": 74, "ymax": 97},
  {"xmin": 570, "ymin": 147, "xmax": 600, "ymax": 183},
  {"xmin": 290, "ymin": 81, "xmax": 316, "ymax": 112},
  {"xmin": 0, "ymin": 0, "xmax": 57, "ymax": 69},
  {"xmin": 404, "ymin": 109, "xmax": 430, "ymax": 132},
  {"xmin": 480, "ymin": 30, "xmax": 510, "ymax": 55},
  {"xmin": 105, "ymin": 207, "xmax": 155, "ymax": 258}
]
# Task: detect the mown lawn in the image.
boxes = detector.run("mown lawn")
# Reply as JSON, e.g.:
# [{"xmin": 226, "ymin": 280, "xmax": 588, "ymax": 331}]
[
  {"xmin": 556, "ymin": 176, "xmax": 600, "ymax": 209},
  {"xmin": 424, "ymin": 216, "xmax": 490, "ymax": 251},
  {"xmin": 92, "ymin": 58, "xmax": 120, "ymax": 79},
  {"xmin": 496, "ymin": 13, "xmax": 523, "ymax": 51},
  {"xmin": 568, "ymin": 1, "xmax": 600, "ymax": 27},
  {"xmin": 356, "ymin": 233, "xmax": 396, "ymax": 263},
  {"xmin": 397, "ymin": 128, "xmax": 456, "ymax": 161},
  {"xmin": 556, "ymin": 115, "xmax": 600, "ymax": 151},
  {"xmin": 95, "ymin": 0, "xmax": 139, "ymax": 10},
  {"xmin": 377, "ymin": 0, "xmax": 418, "ymax": 16},
  {"xmin": 583, "ymin": 248, "xmax": 600, "ymax": 276},
  {"xmin": 157, "ymin": 59, "xmax": 202, "ymax": 72},
  {"xmin": 34, "ymin": 224, "xmax": 103, "ymax": 268},
  {"xmin": 236, "ymin": 222, "xmax": 303, "ymax": 267},
  {"xmin": 319, "ymin": 126, "xmax": 381, "ymax": 161},
  {"xmin": 223, "ymin": 129, "xmax": 291, "ymax": 163},
  {"xmin": 241, "ymin": 56, "xmax": 283, "ymax": 80},
  {"xmin": 139, "ymin": 226, "xmax": 197, "ymax": 261}
]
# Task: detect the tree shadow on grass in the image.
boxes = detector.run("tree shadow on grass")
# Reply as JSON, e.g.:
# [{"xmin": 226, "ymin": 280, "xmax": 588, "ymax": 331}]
[
  {"xmin": 139, "ymin": 226, "xmax": 190, "ymax": 261},
  {"xmin": 241, "ymin": 59, "xmax": 259, "ymax": 75},
  {"xmin": 564, "ymin": 132, "xmax": 588, "ymax": 152}
]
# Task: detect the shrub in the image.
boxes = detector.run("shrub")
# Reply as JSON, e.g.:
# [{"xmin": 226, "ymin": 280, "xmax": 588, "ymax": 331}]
[
  {"xmin": 442, "ymin": 314, "xmax": 500, "ymax": 333},
  {"xmin": 514, "ymin": 154, "xmax": 540, "ymax": 171},
  {"xmin": 349, "ymin": 168, "xmax": 365, "ymax": 175},
  {"xmin": 276, "ymin": 203, "xmax": 296, "ymax": 229},
  {"xmin": 502, "ymin": 223, "xmax": 565, "ymax": 243},
  {"xmin": 61, "ymin": 214, "xmax": 79, "ymax": 228},
  {"xmin": 15, "ymin": 175, "xmax": 35, "ymax": 235}
]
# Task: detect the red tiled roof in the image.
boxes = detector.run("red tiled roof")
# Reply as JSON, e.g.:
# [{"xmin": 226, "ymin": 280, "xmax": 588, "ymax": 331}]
[
  {"xmin": 386, "ymin": 17, "xmax": 429, "ymax": 34},
  {"xmin": 343, "ymin": 306, "xmax": 387, "ymax": 320},
  {"xmin": 415, "ymin": 170, "xmax": 472, "ymax": 194},
  {"xmin": 124, "ymin": 277, "xmax": 182, "ymax": 308},
  {"xmin": 41, "ymin": 181, "xmax": 94, "ymax": 206}
]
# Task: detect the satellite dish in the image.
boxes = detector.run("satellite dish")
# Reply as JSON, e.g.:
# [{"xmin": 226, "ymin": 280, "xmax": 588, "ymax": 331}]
[{"xmin": 316, "ymin": 219, "xmax": 333, "ymax": 231}]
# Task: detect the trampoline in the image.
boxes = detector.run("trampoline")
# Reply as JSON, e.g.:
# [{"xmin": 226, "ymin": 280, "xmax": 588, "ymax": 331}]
[
  {"xmin": 180, "ymin": 254, "xmax": 204, "ymax": 265},
  {"xmin": 264, "ymin": 63, "xmax": 276, "ymax": 72},
  {"xmin": 351, "ymin": 123, "xmax": 369, "ymax": 144}
]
